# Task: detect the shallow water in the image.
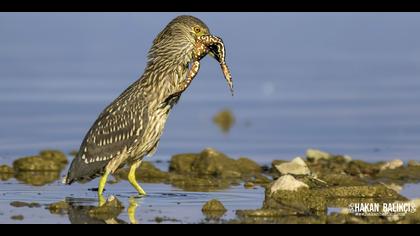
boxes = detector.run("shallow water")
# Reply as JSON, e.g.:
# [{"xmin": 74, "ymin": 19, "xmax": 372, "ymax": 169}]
[
  {"xmin": 1, "ymin": 13, "xmax": 420, "ymax": 223},
  {"xmin": 0, "ymin": 178, "xmax": 265, "ymax": 224}
]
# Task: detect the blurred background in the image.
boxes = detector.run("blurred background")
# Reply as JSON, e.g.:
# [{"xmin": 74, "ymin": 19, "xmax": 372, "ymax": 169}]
[{"xmin": 0, "ymin": 13, "xmax": 419, "ymax": 164}]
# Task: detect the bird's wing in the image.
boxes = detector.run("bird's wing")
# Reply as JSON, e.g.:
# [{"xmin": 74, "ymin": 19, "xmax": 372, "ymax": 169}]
[{"xmin": 66, "ymin": 90, "xmax": 148, "ymax": 183}]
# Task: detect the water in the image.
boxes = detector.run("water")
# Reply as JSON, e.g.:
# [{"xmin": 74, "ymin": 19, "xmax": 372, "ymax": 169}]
[{"xmin": 0, "ymin": 13, "xmax": 419, "ymax": 223}]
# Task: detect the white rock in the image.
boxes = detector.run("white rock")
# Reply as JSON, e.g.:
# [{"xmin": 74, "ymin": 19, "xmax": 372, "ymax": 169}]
[
  {"xmin": 380, "ymin": 159, "xmax": 404, "ymax": 171},
  {"xmin": 408, "ymin": 160, "xmax": 420, "ymax": 167},
  {"xmin": 275, "ymin": 157, "xmax": 311, "ymax": 176},
  {"xmin": 306, "ymin": 149, "xmax": 333, "ymax": 162},
  {"xmin": 270, "ymin": 175, "xmax": 309, "ymax": 193},
  {"xmin": 343, "ymin": 155, "xmax": 353, "ymax": 162}
]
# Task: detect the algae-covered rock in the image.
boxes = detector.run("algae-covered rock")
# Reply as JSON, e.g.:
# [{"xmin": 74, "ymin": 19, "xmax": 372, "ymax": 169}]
[
  {"xmin": 89, "ymin": 196, "xmax": 124, "ymax": 221},
  {"xmin": 194, "ymin": 148, "xmax": 241, "ymax": 178},
  {"xmin": 48, "ymin": 201, "xmax": 70, "ymax": 215},
  {"xmin": 244, "ymin": 182, "xmax": 255, "ymax": 189},
  {"xmin": 270, "ymin": 175, "xmax": 309, "ymax": 193},
  {"xmin": 13, "ymin": 156, "xmax": 63, "ymax": 172},
  {"xmin": 375, "ymin": 166, "xmax": 420, "ymax": 183},
  {"xmin": 39, "ymin": 150, "xmax": 68, "ymax": 166},
  {"xmin": 14, "ymin": 171, "xmax": 60, "ymax": 186},
  {"xmin": 0, "ymin": 165, "xmax": 14, "ymax": 174},
  {"xmin": 306, "ymin": 149, "xmax": 333, "ymax": 162},
  {"xmin": 202, "ymin": 199, "xmax": 227, "ymax": 219},
  {"xmin": 114, "ymin": 161, "xmax": 169, "ymax": 182},
  {"xmin": 10, "ymin": 201, "xmax": 41, "ymax": 208},
  {"xmin": 380, "ymin": 159, "xmax": 404, "ymax": 171},
  {"xmin": 169, "ymin": 174, "xmax": 235, "ymax": 192},
  {"xmin": 12, "ymin": 150, "xmax": 67, "ymax": 173},
  {"xmin": 274, "ymin": 157, "xmax": 311, "ymax": 176},
  {"xmin": 10, "ymin": 215, "xmax": 24, "ymax": 221},
  {"xmin": 170, "ymin": 148, "xmax": 261, "ymax": 179},
  {"xmin": 408, "ymin": 160, "xmax": 420, "ymax": 167},
  {"xmin": 169, "ymin": 153, "xmax": 199, "ymax": 174},
  {"xmin": 0, "ymin": 165, "xmax": 14, "ymax": 181},
  {"xmin": 202, "ymin": 199, "xmax": 227, "ymax": 212},
  {"xmin": 236, "ymin": 157, "xmax": 262, "ymax": 176},
  {"xmin": 213, "ymin": 109, "xmax": 235, "ymax": 133}
]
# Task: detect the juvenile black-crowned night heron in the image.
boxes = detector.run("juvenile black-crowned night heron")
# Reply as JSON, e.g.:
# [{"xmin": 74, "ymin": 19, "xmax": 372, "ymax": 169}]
[{"xmin": 64, "ymin": 15, "xmax": 233, "ymax": 203}]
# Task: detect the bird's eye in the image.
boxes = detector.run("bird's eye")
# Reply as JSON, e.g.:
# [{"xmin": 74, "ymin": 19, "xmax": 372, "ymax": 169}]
[{"xmin": 194, "ymin": 27, "xmax": 201, "ymax": 34}]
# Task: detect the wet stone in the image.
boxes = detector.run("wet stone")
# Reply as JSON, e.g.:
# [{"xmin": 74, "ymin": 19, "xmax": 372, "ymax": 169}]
[
  {"xmin": 10, "ymin": 215, "xmax": 24, "ymax": 221},
  {"xmin": 202, "ymin": 199, "xmax": 227, "ymax": 219},
  {"xmin": 274, "ymin": 157, "xmax": 311, "ymax": 176},
  {"xmin": 0, "ymin": 165, "xmax": 14, "ymax": 174},
  {"xmin": 269, "ymin": 175, "xmax": 309, "ymax": 193},
  {"xmin": 13, "ymin": 156, "xmax": 63, "ymax": 172},
  {"xmin": 306, "ymin": 149, "xmax": 333, "ymax": 162},
  {"xmin": 14, "ymin": 171, "xmax": 60, "ymax": 186},
  {"xmin": 48, "ymin": 201, "xmax": 70, "ymax": 215},
  {"xmin": 408, "ymin": 160, "xmax": 420, "ymax": 167},
  {"xmin": 10, "ymin": 201, "xmax": 41, "ymax": 208},
  {"xmin": 88, "ymin": 196, "xmax": 124, "ymax": 221},
  {"xmin": 380, "ymin": 159, "xmax": 404, "ymax": 171}
]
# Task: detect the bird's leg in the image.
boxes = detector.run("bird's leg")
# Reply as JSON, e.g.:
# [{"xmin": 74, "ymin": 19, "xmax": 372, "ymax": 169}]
[
  {"xmin": 128, "ymin": 197, "xmax": 139, "ymax": 224},
  {"xmin": 128, "ymin": 160, "xmax": 147, "ymax": 196},
  {"xmin": 98, "ymin": 170, "xmax": 110, "ymax": 206}
]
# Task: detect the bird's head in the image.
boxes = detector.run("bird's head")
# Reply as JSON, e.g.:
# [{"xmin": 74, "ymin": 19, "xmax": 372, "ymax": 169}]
[
  {"xmin": 147, "ymin": 15, "xmax": 233, "ymax": 97},
  {"xmin": 148, "ymin": 15, "xmax": 211, "ymax": 65}
]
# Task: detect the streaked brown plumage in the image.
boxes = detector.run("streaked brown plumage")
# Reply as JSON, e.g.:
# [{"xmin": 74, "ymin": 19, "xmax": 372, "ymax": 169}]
[{"xmin": 64, "ymin": 15, "xmax": 233, "ymax": 201}]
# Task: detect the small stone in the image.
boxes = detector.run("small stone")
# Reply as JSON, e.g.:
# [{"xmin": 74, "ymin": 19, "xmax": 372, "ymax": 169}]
[
  {"xmin": 306, "ymin": 149, "xmax": 333, "ymax": 162},
  {"xmin": 343, "ymin": 155, "xmax": 353, "ymax": 162},
  {"xmin": 11, "ymin": 215, "xmax": 24, "ymax": 221},
  {"xmin": 244, "ymin": 182, "xmax": 255, "ymax": 189},
  {"xmin": 408, "ymin": 160, "xmax": 420, "ymax": 167},
  {"xmin": 270, "ymin": 175, "xmax": 309, "ymax": 193},
  {"xmin": 202, "ymin": 199, "xmax": 227, "ymax": 212},
  {"xmin": 10, "ymin": 201, "xmax": 41, "ymax": 208},
  {"xmin": 275, "ymin": 157, "xmax": 311, "ymax": 176},
  {"xmin": 0, "ymin": 165, "xmax": 14, "ymax": 174},
  {"xmin": 48, "ymin": 201, "xmax": 70, "ymax": 215},
  {"xmin": 380, "ymin": 159, "xmax": 404, "ymax": 171}
]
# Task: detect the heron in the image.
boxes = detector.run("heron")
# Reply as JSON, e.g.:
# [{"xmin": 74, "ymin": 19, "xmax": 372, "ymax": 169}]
[{"xmin": 63, "ymin": 15, "xmax": 233, "ymax": 204}]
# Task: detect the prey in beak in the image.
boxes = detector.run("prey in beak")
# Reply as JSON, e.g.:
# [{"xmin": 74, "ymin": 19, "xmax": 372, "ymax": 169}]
[
  {"xmin": 173, "ymin": 34, "xmax": 234, "ymax": 98},
  {"xmin": 198, "ymin": 35, "xmax": 234, "ymax": 96}
]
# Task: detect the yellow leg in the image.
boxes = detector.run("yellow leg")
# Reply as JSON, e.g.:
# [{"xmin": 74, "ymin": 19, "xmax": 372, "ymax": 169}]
[
  {"xmin": 128, "ymin": 197, "xmax": 139, "ymax": 224},
  {"xmin": 98, "ymin": 171, "xmax": 110, "ymax": 206},
  {"xmin": 128, "ymin": 161, "xmax": 147, "ymax": 196}
]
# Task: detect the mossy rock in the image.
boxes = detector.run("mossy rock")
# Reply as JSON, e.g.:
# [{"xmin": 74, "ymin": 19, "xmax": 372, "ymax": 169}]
[
  {"xmin": 168, "ymin": 174, "xmax": 236, "ymax": 192},
  {"xmin": 88, "ymin": 196, "xmax": 124, "ymax": 221},
  {"xmin": 202, "ymin": 199, "xmax": 227, "ymax": 219},
  {"xmin": 14, "ymin": 171, "xmax": 60, "ymax": 186},
  {"xmin": 169, "ymin": 148, "xmax": 262, "ymax": 179},
  {"xmin": 375, "ymin": 166, "xmax": 420, "ymax": 183},
  {"xmin": 0, "ymin": 165, "xmax": 14, "ymax": 181},
  {"xmin": 13, "ymin": 156, "xmax": 63, "ymax": 172},
  {"xmin": 48, "ymin": 201, "xmax": 70, "ymax": 215},
  {"xmin": 39, "ymin": 150, "xmax": 68, "ymax": 165},
  {"xmin": 0, "ymin": 165, "xmax": 14, "ymax": 174},
  {"xmin": 114, "ymin": 161, "xmax": 169, "ymax": 182},
  {"xmin": 169, "ymin": 153, "xmax": 199, "ymax": 174}
]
